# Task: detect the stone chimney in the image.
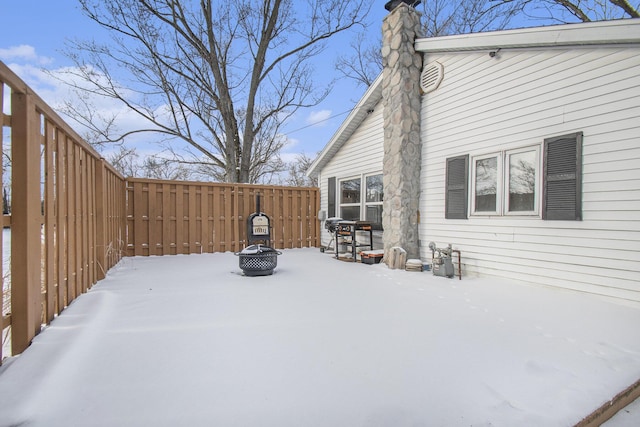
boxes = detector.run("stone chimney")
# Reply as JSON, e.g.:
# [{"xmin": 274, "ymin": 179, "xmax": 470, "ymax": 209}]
[{"xmin": 381, "ymin": 1, "xmax": 423, "ymax": 263}]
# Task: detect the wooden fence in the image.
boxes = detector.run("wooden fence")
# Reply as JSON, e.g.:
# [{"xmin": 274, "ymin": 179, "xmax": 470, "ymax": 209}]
[
  {"xmin": 126, "ymin": 179, "xmax": 319, "ymax": 255},
  {"xmin": 1, "ymin": 61, "xmax": 128, "ymax": 359},
  {"xmin": 1, "ymin": 61, "xmax": 321, "ymax": 362}
]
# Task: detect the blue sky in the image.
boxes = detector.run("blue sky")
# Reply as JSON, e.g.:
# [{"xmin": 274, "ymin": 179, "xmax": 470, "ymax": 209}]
[{"xmin": 1, "ymin": 0, "xmax": 390, "ymax": 165}]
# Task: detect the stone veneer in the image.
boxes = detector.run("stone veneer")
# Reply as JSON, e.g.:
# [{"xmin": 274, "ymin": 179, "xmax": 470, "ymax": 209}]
[{"xmin": 381, "ymin": 3, "xmax": 423, "ymax": 262}]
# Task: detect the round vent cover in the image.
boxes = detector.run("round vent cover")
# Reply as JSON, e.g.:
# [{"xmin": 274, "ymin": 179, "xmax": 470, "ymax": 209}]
[{"xmin": 420, "ymin": 61, "xmax": 444, "ymax": 94}]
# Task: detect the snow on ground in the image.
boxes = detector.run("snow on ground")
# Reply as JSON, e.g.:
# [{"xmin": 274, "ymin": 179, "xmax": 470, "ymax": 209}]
[{"xmin": 0, "ymin": 248, "xmax": 639, "ymax": 427}]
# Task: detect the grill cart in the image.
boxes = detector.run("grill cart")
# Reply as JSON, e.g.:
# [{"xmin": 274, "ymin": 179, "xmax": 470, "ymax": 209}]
[
  {"xmin": 236, "ymin": 194, "xmax": 281, "ymax": 276},
  {"xmin": 334, "ymin": 220, "xmax": 373, "ymax": 260}
]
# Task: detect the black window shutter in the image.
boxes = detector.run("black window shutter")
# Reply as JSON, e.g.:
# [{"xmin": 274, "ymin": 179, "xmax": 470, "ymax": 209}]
[
  {"xmin": 327, "ymin": 177, "xmax": 336, "ymax": 218},
  {"xmin": 445, "ymin": 155, "xmax": 469, "ymax": 219},
  {"xmin": 543, "ymin": 132, "xmax": 583, "ymax": 220}
]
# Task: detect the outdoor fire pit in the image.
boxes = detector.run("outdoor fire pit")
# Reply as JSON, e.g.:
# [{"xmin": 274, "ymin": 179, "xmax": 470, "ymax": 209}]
[
  {"xmin": 235, "ymin": 193, "xmax": 281, "ymax": 276},
  {"xmin": 237, "ymin": 244, "xmax": 281, "ymax": 276}
]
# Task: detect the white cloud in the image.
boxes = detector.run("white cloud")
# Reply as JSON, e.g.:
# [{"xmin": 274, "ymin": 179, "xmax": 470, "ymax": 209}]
[
  {"xmin": 279, "ymin": 152, "xmax": 300, "ymax": 163},
  {"xmin": 0, "ymin": 45, "xmax": 53, "ymax": 65},
  {"xmin": 305, "ymin": 109, "xmax": 332, "ymax": 127},
  {"xmin": 3, "ymin": 61, "xmax": 159, "ymax": 149}
]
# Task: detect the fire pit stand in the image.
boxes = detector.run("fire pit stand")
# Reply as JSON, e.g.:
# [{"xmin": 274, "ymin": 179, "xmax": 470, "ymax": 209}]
[{"xmin": 235, "ymin": 193, "xmax": 281, "ymax": 276}]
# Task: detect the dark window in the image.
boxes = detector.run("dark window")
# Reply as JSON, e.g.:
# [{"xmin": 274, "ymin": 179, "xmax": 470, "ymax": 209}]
[
  {"xmin": 543, "ymin": 132, "xmax": 583, "ymax": 221},
  {"xmin": 445, "ymin": 155, "xmax": 469, "ymax": 219},
  {"xmin": 327, "ymin": 177, "xmax": 336, "ymax": 218},
  {"xmin": 340, "ymin": 178, "xmax": 361, "ymax": 204}
]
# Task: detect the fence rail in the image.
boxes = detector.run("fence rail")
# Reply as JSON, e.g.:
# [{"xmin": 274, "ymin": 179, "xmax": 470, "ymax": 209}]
[
  {"xmin": 1, "ymin": 61, "xmax": 320, "ymax": 361},
  {"xmin": 126, "ymin": 179, "xmax": 319, "ymax": 255}
]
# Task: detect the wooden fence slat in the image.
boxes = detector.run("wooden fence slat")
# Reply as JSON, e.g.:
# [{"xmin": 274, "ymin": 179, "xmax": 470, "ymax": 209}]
[
  {"xmin": 148, "ymin": 182, "xmax": 157, "ymax": 256},
  {"xmin": 189, "ymin": 185, "xmax": 197, "ymax": 253},
  {"xmin": 176, "ymin": 184, "xmax": 185, "ymax": 254},
  {"xmin": 95, "ymin": 159, "xmax": 106, "ymax": 280},
  {"xmin": 74, "ymin": 145, "xmax": 83, "ymax": 297},
  {"xmin": 10, "ymin": 91, "xmax": 43, "ymax": 354},
  {"xmin": 44, "ymin": 120, "xmax": 56, "ymax": 323},
  {"xmin": 162, "ymin": 183, "xmax": 171, "ymax": 256},
  {"xmin": 81, "ymin": 150, "xmax": 89, "ymax": 293},
  {"xmin": 201, "ymin": 186, "xmax": 211, "ymax": 253},
  {"xmin": 133, "ymin": 182, "xmax": 145, "ymax": 256},
  {"xmin": 56, "ymin": 132, "xmax": 67, "ymax": 311},
  {"xmin": 213, "ymin": 186, "xmax": 222, "ymax": 252}
]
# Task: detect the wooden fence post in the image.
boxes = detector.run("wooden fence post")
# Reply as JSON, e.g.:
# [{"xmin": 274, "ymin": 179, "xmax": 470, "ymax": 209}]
[
  {"xmin": 11, "ymin": 91, "xmax": 43, "ymax": 354},
  {"xmin": 95, "ymin": 159, "xmax": 106, "ymax": 280}
]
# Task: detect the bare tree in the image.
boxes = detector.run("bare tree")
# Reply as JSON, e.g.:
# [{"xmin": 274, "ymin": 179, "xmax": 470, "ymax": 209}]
[
  {"xmin": 106, "ymin": 146, "xmax": 141, "ymax": 178},
  {"xmin": 283, "ymin": 153, "xmax": 317, "ymax": 187},
  {"xmin": 335, "ymin": 32, "xmax": 383, "ymax": 88},
  {"xmin": 336, "ymin": 0, "xmax": 523, "ymax": 87},
  {"xmin": 59, "ymin": 0, "xmax": 371, "ymax": 183},
  {"xmin": 420, "ymin": 0, "xmax": 523, "ymax": 36},
  {"xmin": 142, "ymin": 156, "xmax": 194, "ymax": 181},
  {"xmin": 496, "ymin": 0, "xmax": 638, "ymax": 23}
]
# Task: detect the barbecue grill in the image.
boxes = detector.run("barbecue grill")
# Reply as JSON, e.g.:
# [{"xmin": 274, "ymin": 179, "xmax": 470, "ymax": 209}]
[
  {"xmin": 322, "ymin": 217, "xmax": 343, "ymax": 252},
  {"xmin": 324, "ymin": 217, "xmax": 343, "ymax": 233}
]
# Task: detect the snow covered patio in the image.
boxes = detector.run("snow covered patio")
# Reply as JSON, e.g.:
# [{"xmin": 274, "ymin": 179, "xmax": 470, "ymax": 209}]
[{"xmin": 0, "ymin": 248, "xmax": 639, "ymax": 426}]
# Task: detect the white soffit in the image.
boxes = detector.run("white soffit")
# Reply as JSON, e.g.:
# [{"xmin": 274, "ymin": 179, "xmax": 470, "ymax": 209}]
[{"xmin": 415, "ymin": 19, "xmax": 640, "ymax": 53}]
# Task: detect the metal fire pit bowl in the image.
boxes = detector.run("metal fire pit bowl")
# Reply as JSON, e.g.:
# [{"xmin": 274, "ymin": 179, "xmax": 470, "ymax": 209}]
[{"xmin": 236, "ymin": 244, "xmax": 282, "ymax": 276}]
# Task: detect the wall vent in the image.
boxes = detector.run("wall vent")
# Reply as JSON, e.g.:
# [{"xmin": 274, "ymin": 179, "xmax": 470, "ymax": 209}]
[{"xmin": 420, "ymin": 61, "xmax": 444, "ymax": 94}]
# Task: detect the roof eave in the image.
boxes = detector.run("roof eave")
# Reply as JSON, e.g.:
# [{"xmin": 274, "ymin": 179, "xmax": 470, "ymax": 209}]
[{"xmin": 415, "ymin": 19, "xmax": 640, "ymax": 53}]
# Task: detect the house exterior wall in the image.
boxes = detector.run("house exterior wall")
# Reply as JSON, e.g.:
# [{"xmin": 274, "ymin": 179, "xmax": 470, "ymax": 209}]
[
  {"xmin": 318, "ymin": 101, "xmax": 384, "ymax": 247},
  {"xmin": 419, "ymin": 45, "xmax": 640, "ymax": 301}
]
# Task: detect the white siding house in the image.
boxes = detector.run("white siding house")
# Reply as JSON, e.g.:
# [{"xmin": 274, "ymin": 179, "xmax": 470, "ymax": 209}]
[
  {"xmin": 310, "ymin": 76, "xmax": 384, "ymax": 248},
  {"xmin": 308, "ymin": 20, "xmax": 640, "ymax": 302}
]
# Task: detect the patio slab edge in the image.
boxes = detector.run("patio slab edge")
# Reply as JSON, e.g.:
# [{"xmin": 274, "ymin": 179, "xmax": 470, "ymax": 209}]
[{"xmin": 575, "ymin": 378, "xmax": 640, "ymax": 426}]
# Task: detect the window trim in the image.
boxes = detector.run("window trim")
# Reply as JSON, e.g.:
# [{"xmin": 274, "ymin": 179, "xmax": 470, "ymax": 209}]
[
  {"xmin": 364, "ymin": 173, "xmax": 383, "ymax": 230},
  {"xmin": 504, "ymin": 145, "xmax": 541, "ymax": 217},
  {"xmin": 337, "ymin": 173, "xmax": 384, "ymax": 228},
  {"xmin": 338, "ymin": 176, "xmax": 362, "ymax": 221},
  {"xmin": 471, "ymin": 152, "xmax": 501, "ymax": 216}
]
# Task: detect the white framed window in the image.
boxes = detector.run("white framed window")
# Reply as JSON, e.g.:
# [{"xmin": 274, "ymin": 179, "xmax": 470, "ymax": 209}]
[
  {"xmin": 446, "ymin": 133, "xmax": 581, "ymax": 221},
  {"xmin": 338, "ymin": 173, "xmax": 384, "ymax": 229},
  {"xmin": 470, "ymin": 146, "xmax": 540, "ymax": 217},
  {"xmin": 471, "ymin": 153, "xmax": 501, "ymax": 215},
  {"xmin": 365, "ymin": 174, "xmax": 383, "ymax": 230},
  {"xmin": 505, "ymin": 146, "xmax": 540, "ymax": 215}
]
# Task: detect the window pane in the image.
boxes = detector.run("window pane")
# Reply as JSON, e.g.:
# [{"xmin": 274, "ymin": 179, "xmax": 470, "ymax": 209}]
[
  {"xmin": 509, "ymin": 150, "xmax": 536, "ymax": 212},
  {"xmin": 366, "ymin": 175, "xmax": 383, "ymax": 202},
  {"xmin": 475, "ymin": 157, "xmax": 497, "ymax": 212},
  {"xmin": 341, "ymin": 206, "xmax": 360, "ymax": 221},
  {"xmin": 366, "ymin": 205, "xmax": 383, "ymax": 230},
  {"xmin": 340, "ymin": 178, "xmax": 360, "ymax": 204}
]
